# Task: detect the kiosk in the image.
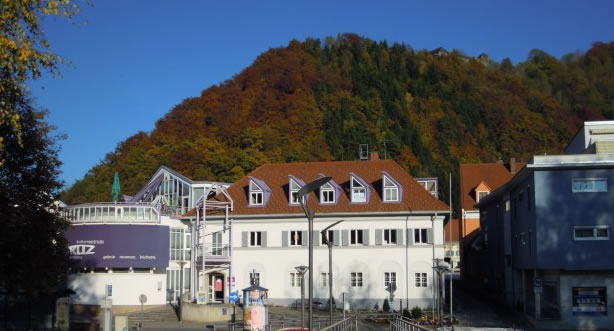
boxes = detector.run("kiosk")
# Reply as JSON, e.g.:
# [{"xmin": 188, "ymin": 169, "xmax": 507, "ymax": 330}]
[{"xmin": 242, "ymin": 285, "xmax": 268, "ymax": 331}]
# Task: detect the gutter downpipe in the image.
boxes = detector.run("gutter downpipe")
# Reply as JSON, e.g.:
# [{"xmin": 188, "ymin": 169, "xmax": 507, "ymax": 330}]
[{"xmin": 432, "ymin": 211, "xmax": 437, "ymax": 319}]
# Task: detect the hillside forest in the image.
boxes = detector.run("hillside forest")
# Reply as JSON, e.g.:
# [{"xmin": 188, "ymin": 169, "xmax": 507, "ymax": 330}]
[{"xmin": 61, "ymin": 34, "xmax": 614, "ymax": 206}]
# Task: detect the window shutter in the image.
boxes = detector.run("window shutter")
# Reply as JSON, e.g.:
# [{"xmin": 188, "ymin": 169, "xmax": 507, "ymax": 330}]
[
  {"xmin": 333, "ymin": 230, "xmax": 340, "ymax": 246},
  {"xmin": 408, "ymin": 229, "xmax": 415, "ymax": 245},
  {"xmin": 362, "ymin": 229, "xmax": 369, "ymax": 246},
  {"xmin": 282, "ymin": 231, "xmax": 288, "ymax": 247},
  {"xmin": 375, "ymin": 229, "xmax": 382, "ymax": 245},
  {"xmin": 427, "ymin": 228, "xmax": 434, "ymax": 244},
  {"xmin": 302, "ymin": 230, "xmax": 308, "ymax": 246},
  {"xmin": 261, "ymin": 231, "xmax": 267, "ymax": 247},
  {"xmin": 313, "ymin": 231, "xmax": 320, "ymax": 246},
  {"xmin": 241, "ymin": 232, "xmax": 248, "ymax": 247},
  {"xmin": 342, "ymin": 230, "xmax": 349, "ymax": 246},
  {"xmin": 397, "ymin": 229, "xmax": 404, "ymax": 245}
]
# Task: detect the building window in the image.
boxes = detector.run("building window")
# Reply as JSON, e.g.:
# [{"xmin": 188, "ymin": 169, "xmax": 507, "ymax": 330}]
[
  {"xmin": 351, "ymin": 272, "xmax": 363, "ymax": 287},
  {"xmin": 351, "ymin": 177, "xmax": 366, "ymax": 203},
  {"xmin": 249, "ymin": 181, "xmax": 263, "ymax": 205},
  {"xmin": 350, "ymin": 229, "xmax": 364, "ymax": 245},
  {"xmin": 574, "ymin": 226, "xmax": 610, "ymax": 240},
  {"xmin": 290, "ymin": 231, "xmax": 303, "ymax": 246},
  {"xmin": 289, "ymin": 179, "xmax": 301, "ymax": 205},
  {"xmin": 383, "ymin": 175, "xmax": 399, "ymax": 202},
  {"xmin": 322, "ymin": 230, "xmax": 335, "ymax": 245},
  {"xmin": 384, "ymin": 272, "xmax": 396, "ymax": 288},
  {"xmin": 414, "ymin": 228, "xmax": 428, "ymax": 244},
  {"xmin": 290, "ymin": 272, "xmax": 302, "ymax": 287},
  {"xmin": 320, "ymin": 182, "xmax": 335, "ymax": 204},
  {"xmin": 415, "ymin": 273, "xmax": 427, "ymax": 287},
  {"xmin": 170, "ymin": 228, "xmax": 191, "ymax": 261},
  {"xmin": 572, "ymin": 178, "xmax": 608, "ymax": 192},
  {"xmin": 572, "ymin": 287, "xmax": 607, "ymax": 315},
  {"xmin": 477, "ymin": 191, "xmax": 489, "ymax": 202},
  {"xmin": 249, "ymin": 231, "xmax": 262, "ymax": 247},
  {"xmin": 320, "ymin": 273, "xmax": 329, "ymax": 287},
  {"xmin": 383, "ymin": 229, "xmax": 397, "ymax": 244}
]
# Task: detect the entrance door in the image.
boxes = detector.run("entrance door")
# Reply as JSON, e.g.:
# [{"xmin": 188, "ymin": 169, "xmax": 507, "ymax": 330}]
[{"xmin": 208, "ymin": 274, "xmax": 225, "ymax": 303}]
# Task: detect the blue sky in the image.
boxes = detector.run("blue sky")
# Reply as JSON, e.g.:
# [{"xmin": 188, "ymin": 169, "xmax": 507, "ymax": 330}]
[{"xmin": 30, "ymin": 0, "xmax": 614, "ymax": 188}]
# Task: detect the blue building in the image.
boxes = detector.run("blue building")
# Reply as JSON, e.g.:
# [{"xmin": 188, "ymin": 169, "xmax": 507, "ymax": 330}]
[{"xmin": 477, "ymin": 121, "xmax": 614, "ymax": 330}]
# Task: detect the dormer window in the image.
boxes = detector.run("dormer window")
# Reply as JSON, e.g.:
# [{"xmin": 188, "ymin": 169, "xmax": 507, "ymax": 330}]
[
  {"xmin": 475, "ymin": 181, "xmax": 492, "ymax": 203},
  {"xmin": 289, "ymin": 178, "xmax": 301, "ymax": 205},
  {"xmin": 249, "ymin": 181, "xmax": 263, "ymax": 205},
  {"xmin": 320, "ymin": 182, "xmax": 335, "ymax": 204},
  {"xmin": 351, "ymin": 177, "xmax": 366, "ymax": 203},
  {"xmin": 383, "ymin": 175, "xmax": 399, "ymax": 202}
]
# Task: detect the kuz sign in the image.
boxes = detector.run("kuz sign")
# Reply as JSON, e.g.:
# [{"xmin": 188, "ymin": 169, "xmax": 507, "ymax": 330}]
[{"xmin": 65, "ymin": 224, "xmax": 169, "ymax": 268}]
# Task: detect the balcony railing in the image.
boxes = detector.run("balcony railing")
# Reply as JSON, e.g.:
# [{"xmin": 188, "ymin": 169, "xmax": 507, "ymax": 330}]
[
  {"xmin": 196, "ymin": 244, "xmax": 231, "ymax": 264},
  {"xmin": 63, "ymin": 203, "xmax": 160, "ymax": 224}
]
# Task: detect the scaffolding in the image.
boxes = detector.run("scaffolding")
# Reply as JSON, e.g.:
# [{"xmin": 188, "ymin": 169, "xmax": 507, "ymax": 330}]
[{"xmin": 191, "ymin": 183, "xmax": 234, "ymax": 302}]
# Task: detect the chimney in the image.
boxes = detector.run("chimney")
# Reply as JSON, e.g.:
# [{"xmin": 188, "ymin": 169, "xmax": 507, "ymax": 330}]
[
  {"xmin": 370, "ymin": 152, "xmax": 380, "ymax": 160},
  {"xmin": 510, "ymin": 157, "xmax": 516, "ymax": 174},
  {"xmin": 496, "ymin": 157, "xmax": 503, "ymax": 163}
]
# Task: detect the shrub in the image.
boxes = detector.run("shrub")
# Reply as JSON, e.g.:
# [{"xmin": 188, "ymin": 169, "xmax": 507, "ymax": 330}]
[
  {"xmin": 383, "ymin": 298, "xmax": 390, "ymax": 313},
  {"xmin": 402, "ymin": 308, "xmax": 411, "ymax": 318},
  {"xmin": 411, "ymin": 306, "xmax": 422, "ymax": 319},
  {"xmin": 374, "ymin": 302, "xmax": 379, "ymax": 310}
]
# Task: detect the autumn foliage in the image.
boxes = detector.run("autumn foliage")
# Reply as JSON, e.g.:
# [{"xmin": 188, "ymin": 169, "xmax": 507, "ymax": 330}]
[{"xmin": 61, "ymin": 35, "xmax": 614, "ymax": 205}]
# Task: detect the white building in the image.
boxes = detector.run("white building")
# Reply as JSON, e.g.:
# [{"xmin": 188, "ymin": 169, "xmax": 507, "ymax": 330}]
[
  {"xmin": 64, "ymin": 166, "xmax": 229, "ymax": 310},
  {"xmin": 190, "ymin": 157, "xmax": 450, "ymax": 309}
]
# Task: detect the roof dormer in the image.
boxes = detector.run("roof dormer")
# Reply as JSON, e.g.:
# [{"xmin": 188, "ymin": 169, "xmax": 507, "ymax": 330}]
[
  {"xmin": 382, "ymin": 171, "xmax": 402, "ymax": 202},
  {"xmin": 248, "ymin": 176, "xmax": 272, "ymax": 206},
  {"xmin": 349, "ymin": 173, "xmax": 370, "ymax": 203},
  {"xmin": 475, "ymin": 181, "xmax": 491, "ymax": 203},
  {"xmin": 318, "ymin": 174, "xmax": 341, "ymax": 205},
  {"xmin": 288, "ymin": 175, "xmax": 306, "ymax": 205}
]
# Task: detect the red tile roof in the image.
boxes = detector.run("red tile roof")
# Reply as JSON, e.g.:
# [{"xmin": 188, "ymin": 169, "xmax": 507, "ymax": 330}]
[
  {"xmin": 460, "ymin": 161, "xmax": 525, "ymax": 211},
  {"xmin": 444, "ymin": 218, "xmax": 461, "ymax": 242},
  {"xmin": 206, "ymin": 159, "xmax": 449, "ymax": 217}
]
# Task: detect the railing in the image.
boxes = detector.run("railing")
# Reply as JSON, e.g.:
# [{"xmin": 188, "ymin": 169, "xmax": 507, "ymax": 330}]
[
  {"xmin": 197, "ymin": 244, "xmax": 231, "ymax": 263},
  {"xmin": 390, "ymin": 314, "xmax": 433, "ymax": 331},
  {"xmin": 63, "ymin": 203, "xmax": 160, "ymax": 223},
  {"xmin": 319, "ymin": 315, "xmax": 358, "ymax": 331}
]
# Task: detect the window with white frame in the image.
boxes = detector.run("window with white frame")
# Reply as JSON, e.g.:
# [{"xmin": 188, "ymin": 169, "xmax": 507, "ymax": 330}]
[
  {"xmin": 170, "ymin": 228, "xmax": 191, "ymax": 261},
  {"xmin": 320, "ymin": 182, "xmax": 335, "ymax": 204},
  {"xmin": 415, "ymin": 273, "xmax": 427, "ymax": 287},
  {"xmin": 290, "ymin": 272, "xmax": 302, "ymax": 287},
  {"xmin": 320, "ymin": 273, "xmax": 329, "ymax": 287},
  {"xmin": 249, "ymin": 181, "xmax": 263, "ymax": 205},
  {"xmin": 383, "ymin": 229, "xmax": 397, "ymax": 244},
  {"xmin": 572, "ymin": 178, "xmax": 608, "ymax": 192},
  {"xmin": 351, "ymin": 272, "xmax": 363, "ymax": 287},
  {"xmin": 350, "ymin": 229, "xmax": 364, "ymax": 245},
  {"xmin": 290, "ymin": 230, "xmax": 303, "ymax": 246},
  {"xmin": 414, "ymin": 228, "xmax": 428, "ymax": 244},
  {"xmin": 574, "ymin": 226, "xmax": 609, "ymax": 240},
  {"xmin": 383, "ymin": 175, "xmax": 399, "ymax": 202},
  {"xmin": 351, "ymin": 177, "xmax": 366, "ymax": 202},
  {"xmin": 384, "ymin": 272, "xmax": 396, "ymax": 287},
  {"xmin": 249, "ymin": 231, "xmax": 262, "ymax": 247},
  {"xmin": 289, "ymin": 178, "xmax": 301, "ymax": 204},
  {"xmin": 322, "ymin": 230, "xmax": 335, "ymax": 245},
  {"xmin": 477, "ymin": 191, "xmax": 489, "ymax": 202}
]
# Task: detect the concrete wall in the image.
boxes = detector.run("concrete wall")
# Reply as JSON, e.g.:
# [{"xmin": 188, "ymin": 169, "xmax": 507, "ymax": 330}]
[
  {"xmin": 68, "ymin": 271, "xmax": 167, "ymax": 306},
  {"xmin": 201, "ymin": 214, "xmax": 445, "ymax": 310},
  {"xmin": 180, "ymin": 303, "xmax": 233, "ymax": 322},
  {"xmin": 534, "ymin": 169, "xmax": 614, "ymax": 270}
]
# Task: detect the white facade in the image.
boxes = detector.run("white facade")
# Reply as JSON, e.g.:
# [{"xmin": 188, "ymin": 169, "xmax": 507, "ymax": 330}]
[{"xmin": 200, "ymin": 213, "xmax": 446, "ymax": 309}]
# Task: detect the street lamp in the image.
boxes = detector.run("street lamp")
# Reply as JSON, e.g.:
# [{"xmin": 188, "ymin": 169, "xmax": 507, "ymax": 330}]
[
  {"xmin": 432, "ymin": 258, "xmax": 449, "ymax": 324},
  {"xmin": 297, "ymin": 176, "xmax": 332, "ymax": 331},
  {"xmin": 178, "ymin": 260, "xmax": 187, "ymax": 321},
  {"xmin": 295, "ymin": 265, "xmax": 308, "ymax": 330},
  {"xmin": 321, "ymin": 220, "xmax": 343, "ymax": 326}
]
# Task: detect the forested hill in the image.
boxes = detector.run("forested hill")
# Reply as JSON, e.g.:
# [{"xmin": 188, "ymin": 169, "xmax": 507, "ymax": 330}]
[{"xmin": 61, "ymin": 34, "xmax": 614, "ymax": 205}]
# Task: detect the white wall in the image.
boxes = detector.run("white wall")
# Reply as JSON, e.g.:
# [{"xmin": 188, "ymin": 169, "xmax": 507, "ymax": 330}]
[
  {"xmin": 200, "ymin": 214, "xmax": 445, "ymax": 308},
  {"xmin": 69, "ymin": 271, "xmax": 167, "ymax": 306}
]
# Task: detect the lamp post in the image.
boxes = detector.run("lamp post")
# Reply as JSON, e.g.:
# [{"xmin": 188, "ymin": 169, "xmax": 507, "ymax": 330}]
[
  {"xmin": 297, "ymin": 176, "xmax": 332, "ymax": 331},
  {"xmin": 432, "ymin": 258, "xmax": 449, "ymax": 324},
  {"xmin": 178, "ymin": 260, "xmax": 186, "ymax": 321},
  {"xmin": 321, "ymin": 220, "xmax": 343, "ymax": 326},
  {"xmin": 295, "ymin": 265, "xmax": 308, "ymax": 330}
]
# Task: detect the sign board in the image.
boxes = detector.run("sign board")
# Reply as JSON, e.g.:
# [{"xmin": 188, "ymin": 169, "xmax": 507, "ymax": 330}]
[
  {"xmin": 534, "ymin": 278, "xmax": 542, "ymax": 288},
  {"xmin": 139, "ymin": 294, "xmax": 147, "ymax": 304},
  {"xmin": 106, "ymin": 285, "xmax": 112, "ymax": 297},
  {"xmin": 572, "ymin": 287, "xmax": 607, "ymax": 315},
  {"xmin": 229, "ymin": 291, "xmax": 239, "ymax": 303},
  {"xmin": 65, "ymin": 224, "xmax": 170, "ymax": 268}
]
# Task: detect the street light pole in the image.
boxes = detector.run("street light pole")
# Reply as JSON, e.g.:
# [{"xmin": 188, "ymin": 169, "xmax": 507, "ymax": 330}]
[
  {"xmin": 321, "ymin": 220, "xmax": 343, "ymax": 326},
  {"xmin": 295, "ymin": 265, "xmax": 308, "ymax": 330},
  {"xmin": 178, "ymin": 260, "xmax": 186, "ymax": 321},
  {"xmin": 297, "ymin": 176, "xmax": 332, "ymax": 331}
]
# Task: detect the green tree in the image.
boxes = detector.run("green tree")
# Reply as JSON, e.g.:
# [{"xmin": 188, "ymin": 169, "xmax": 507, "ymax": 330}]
[
  {"xmin": 0, "ymin": 0, "xmax": 79, "ymax": 164},
  {"xmin": 0, "ymin": 98, "xmax": 69, "ymax": 325}
]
